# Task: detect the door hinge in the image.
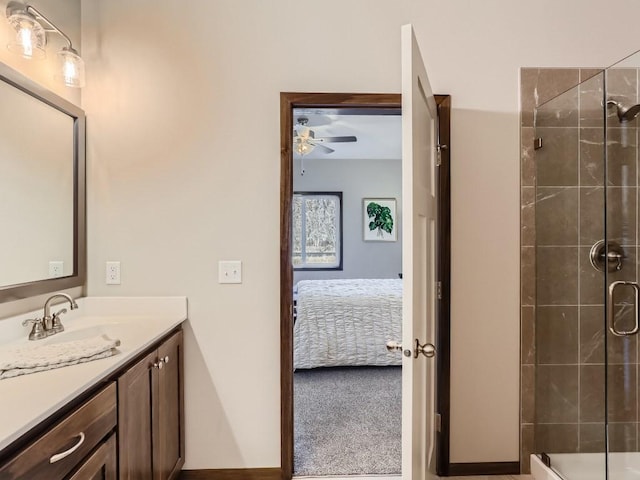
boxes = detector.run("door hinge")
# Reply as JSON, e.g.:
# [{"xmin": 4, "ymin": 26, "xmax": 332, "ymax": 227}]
[
  {"xmin": 437, "ymin": 281, "xmax": 442, "ymax": 300},
  {"xmin": 534, "ymin": 137, "xmax": 543, "ymax": 150},
  {"xmin": 435, "ymin": 413, "xmax": 442, "ymax": 432},
  {"xmin": 436, "ymin": 144, "xmax": 447, "ymax": 166}
]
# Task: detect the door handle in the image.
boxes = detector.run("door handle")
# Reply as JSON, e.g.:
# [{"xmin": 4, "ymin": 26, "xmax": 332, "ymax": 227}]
[
  {"xmin": 386, "ymin": 340, "xmax": 403, "ymax": 352},
  {"xmin": 386, "ymin": 340, "xmax": 435, "ymax": 358},
  {"xmin": 608, "ymin": 280, "xmax": 640, "ymax": 336},
  {"xmin": 414, "ymin": 339, "xmax": 436, "ymax": 358},
  {"xmin": 386, "ymin": 340, "xmax": 411, "ymax": 357}
]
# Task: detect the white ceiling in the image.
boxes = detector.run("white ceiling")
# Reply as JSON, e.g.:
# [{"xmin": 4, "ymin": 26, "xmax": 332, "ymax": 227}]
[{"xmin": 292, "ymin": 108, "xmax": 402, "ymax": 161}]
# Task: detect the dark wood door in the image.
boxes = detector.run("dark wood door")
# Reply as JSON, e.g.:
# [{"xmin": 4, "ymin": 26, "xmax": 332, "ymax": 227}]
[
  {"xmin": 118, "ymin": 350, "xmax": 156, "ymax": 480},
  {"xmin": 153, "ymin": 331, "xmax": 185, "ymax": 480},
  {"xmin": 68, "ymin": 434, "xmax": 117, "ymax": 480}
]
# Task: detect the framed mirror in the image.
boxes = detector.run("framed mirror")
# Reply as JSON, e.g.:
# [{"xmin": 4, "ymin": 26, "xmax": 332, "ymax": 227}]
[{"xmin": 0, "ymin": 61, "xmax": 85, "ymax": 303}]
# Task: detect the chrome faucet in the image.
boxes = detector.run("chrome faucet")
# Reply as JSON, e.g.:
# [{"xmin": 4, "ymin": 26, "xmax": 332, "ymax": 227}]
[
  {"xmin": 43, "ymin": 293, "xmax": 78, "ymax": 334},
  {"xmin": 22, "ymin": 293, "xmax": 78, "ymax": 340}
]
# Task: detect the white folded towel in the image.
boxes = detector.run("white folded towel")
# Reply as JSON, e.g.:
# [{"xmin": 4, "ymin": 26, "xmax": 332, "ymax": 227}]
[{"xmin": 0, "ymin": 334, "xmax": 120, "ymax": 380}]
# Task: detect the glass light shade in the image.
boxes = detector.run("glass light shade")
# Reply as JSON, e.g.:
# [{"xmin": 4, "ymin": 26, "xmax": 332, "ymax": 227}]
[
  {"xmin": 7, "ymin": 12, "xmax": 46, "ymax": 59},
  {"xmin": 56, "ymin": 47, "xmax": 85, "ymax": 88},
  {"xmin": 295, "ymin": 139, "xmax": 315, "ymax": 156}
]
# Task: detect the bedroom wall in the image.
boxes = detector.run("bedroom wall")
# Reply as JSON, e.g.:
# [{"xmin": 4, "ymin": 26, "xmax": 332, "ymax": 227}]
[
  {"xmin": 80, "ymin": 0, "xmax": 640, "ymax": 471},
  {"xmin": 293, "ymin": 157, "xmax": 402, "ymax": 283}
]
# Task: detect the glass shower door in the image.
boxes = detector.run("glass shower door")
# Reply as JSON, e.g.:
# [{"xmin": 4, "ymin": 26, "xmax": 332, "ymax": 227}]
[
  {"xmin": 531, "ymin": 50, "xmax": 640, "ymax": 480},
  {"xmin": 533, "ymin": 69, "xmax": 608, "ymax": 480},
  {"xmin": 604, "ymin": 51, "xmax": 640, "ymax": 479}
]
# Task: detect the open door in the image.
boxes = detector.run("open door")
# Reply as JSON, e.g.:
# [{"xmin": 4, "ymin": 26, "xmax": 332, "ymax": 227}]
[{"xmin": 401, "ymin": 24, "xmax": 438, "ymax": 480}]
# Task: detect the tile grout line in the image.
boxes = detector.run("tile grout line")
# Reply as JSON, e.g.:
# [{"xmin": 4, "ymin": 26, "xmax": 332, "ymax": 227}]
[{"xmin": 577, "ymin": 69, "xmax": 582, "ymax": 451}]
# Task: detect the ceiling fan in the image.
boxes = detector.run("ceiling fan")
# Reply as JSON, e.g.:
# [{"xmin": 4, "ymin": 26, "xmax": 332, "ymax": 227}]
[{"xmin": 293, "ymin": 117, "xmax": 357, "ymax": 155}]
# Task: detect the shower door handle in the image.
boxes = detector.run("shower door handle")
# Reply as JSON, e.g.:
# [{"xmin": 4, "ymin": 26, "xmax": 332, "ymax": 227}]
[{"xmin": 608, "ymin": 280, "xmax": 640, "ymax": 336}]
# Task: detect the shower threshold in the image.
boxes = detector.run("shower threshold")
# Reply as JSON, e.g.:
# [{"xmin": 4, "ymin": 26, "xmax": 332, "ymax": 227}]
[{"xmin": 531, "ymin": 452, "xmax": 640, "ymax": 480}]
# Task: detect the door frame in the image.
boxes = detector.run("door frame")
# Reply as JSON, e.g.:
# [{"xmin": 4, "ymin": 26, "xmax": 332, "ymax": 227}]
[{"xmin": 279, "ymin": 92, "xmax": 451, "ymax": 479}]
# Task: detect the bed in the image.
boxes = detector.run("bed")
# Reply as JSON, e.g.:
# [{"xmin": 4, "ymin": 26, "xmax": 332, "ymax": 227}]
[{"xmin": 293, "ymin": 278, "xmax": 402, "ymax": 369}]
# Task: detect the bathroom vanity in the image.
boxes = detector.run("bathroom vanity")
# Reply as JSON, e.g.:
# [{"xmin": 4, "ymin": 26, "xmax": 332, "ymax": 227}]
[
  {"xmin": 0, "ymin": 297, "xmax": 186, "ymax": 480},
  {"xmin": 0, "ymin": 28, "xmax": 187, "ymax": 480},
  {"xmin": 0, "ymin": 26, "xmax": 188, "ymax": 480}
]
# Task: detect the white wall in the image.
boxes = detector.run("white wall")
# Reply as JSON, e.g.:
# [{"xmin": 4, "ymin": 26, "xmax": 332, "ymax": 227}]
[
  {"xmin": 0, "ymin": 0, "xmax": 82, "ymax": 320},
  {"xmin": 293, "ymin": 157, "xmax": 402, "ymax": 282},
  {"xmin": 80, "ymin": 0, "xmax": 640, "ymax": 469}
]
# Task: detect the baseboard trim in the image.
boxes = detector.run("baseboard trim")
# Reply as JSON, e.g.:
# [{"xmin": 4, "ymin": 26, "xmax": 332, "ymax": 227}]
[
  {"xmin": 180, "ymin": 468, "xmax": 282, "ymax": 480},
  {"xmin": 448, "ymin": 461, "xmax": 520, "ymax": 476}
]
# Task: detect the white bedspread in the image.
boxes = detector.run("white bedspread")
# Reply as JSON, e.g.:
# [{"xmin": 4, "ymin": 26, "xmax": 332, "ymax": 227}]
[{"xmin": 293, "ymin": 278, "xmax": 402, "ymax": 369}]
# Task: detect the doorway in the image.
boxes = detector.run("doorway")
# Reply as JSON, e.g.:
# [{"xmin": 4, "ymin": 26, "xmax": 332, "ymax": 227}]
[{"xmin": 280, "ymin": 92, "xmax": 451, "ymax": 479}]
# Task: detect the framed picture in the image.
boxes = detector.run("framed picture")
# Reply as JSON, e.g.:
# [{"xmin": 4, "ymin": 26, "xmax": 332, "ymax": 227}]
[{"xmin": 363, "ymin": 198, "xmax": 397, "ymax": 242}]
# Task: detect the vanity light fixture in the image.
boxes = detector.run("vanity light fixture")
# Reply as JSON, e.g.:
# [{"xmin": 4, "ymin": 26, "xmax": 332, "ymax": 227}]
[{"xmin": 5, "ymin": 2, "xmax": 85, "ymax": 88}]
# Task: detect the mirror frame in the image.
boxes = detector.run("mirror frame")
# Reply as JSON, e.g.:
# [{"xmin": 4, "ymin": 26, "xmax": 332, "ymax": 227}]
[{"xmin": 0, "ymin": 62, "xmax": 86, "ymax": 304}]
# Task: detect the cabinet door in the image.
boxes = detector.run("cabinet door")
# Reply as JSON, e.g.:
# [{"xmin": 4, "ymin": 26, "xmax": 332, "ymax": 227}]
[
  {"xmin": 118, "ymin": 350, "xmax": 156, "ymax": 480},
  {"xmin": 153, "ymin": 331, "xmax": 184, "ymax": 480},
  {"xmin": 68, "ymin": 434, "xmax": 116, "ymax": 480}
]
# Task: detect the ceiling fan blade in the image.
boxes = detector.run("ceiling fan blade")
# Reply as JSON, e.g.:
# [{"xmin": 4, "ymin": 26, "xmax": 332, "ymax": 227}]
[
  {"xmin": 312, "ymin": 142, "xmax": 335, "ymax": 153},
  {"xmin": 316, "ymin": 136, "xmax": 357, "ymax": 143}
]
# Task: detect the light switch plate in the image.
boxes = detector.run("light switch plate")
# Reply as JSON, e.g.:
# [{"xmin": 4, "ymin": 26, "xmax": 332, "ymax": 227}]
[{"xmin": 218, "ymin": 260, "xmax": 242, "ymax": 284}]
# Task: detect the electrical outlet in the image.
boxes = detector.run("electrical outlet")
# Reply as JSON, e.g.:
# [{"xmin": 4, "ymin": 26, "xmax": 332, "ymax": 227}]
[
  {"xmin": 106, "ymin": 261, "xmax": 121, "ymax": 285},
  {"xmin": 49, "ymin": 261, "xmax": 64, "ymax": 278},
  {"xmin": 218, "ymin": 260, "xmax": 242, "ymax": 284}
]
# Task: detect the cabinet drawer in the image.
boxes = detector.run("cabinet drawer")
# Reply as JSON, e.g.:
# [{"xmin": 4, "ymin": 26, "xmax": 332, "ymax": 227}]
[
  {"xmin": 0, "ymin": 383, "xmax": 117, "ymax": 480},
  {"xmin": 68, "ymin": 433, "xmax": 116, "ymax": 480}
]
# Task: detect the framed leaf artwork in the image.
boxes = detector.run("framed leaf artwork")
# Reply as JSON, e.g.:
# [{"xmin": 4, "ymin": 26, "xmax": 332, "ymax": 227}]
[{"xmin": 363, "ymin": 198, "xmax": 397, "ymax": 242}]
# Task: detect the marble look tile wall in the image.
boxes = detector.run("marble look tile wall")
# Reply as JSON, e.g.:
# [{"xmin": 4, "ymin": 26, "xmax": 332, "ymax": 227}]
[{"xmin": 520, "ymin": 67, "xmax": 640, "ymax": 473}]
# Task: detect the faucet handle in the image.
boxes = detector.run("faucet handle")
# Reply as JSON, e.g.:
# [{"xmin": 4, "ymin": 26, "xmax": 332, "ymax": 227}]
[
  {"xmin": 22, "ymin": 318, "xmax": 48, "ymax": 341},
  {"xmin": 50, "ymin": 309, "xmax": 67, "ymax": 334},
  {"xmin": 22, "ymin": 318, "xmax": 39, "ymax": 327}
]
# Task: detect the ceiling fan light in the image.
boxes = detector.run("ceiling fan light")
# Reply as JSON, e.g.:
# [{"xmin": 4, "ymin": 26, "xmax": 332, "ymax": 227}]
[
  {"xmin": 295, "ymin": 138, "xmax": 315, "ymax": 156},
  {"xmin": 7, "ymin": 12, "xmax": 46, "ymax": 59}
]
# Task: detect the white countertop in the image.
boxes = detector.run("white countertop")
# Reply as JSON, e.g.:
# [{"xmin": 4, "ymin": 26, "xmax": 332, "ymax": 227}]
[{"xmin": 0, "ymin": 296, "xmax": 187, "ymax": 452}]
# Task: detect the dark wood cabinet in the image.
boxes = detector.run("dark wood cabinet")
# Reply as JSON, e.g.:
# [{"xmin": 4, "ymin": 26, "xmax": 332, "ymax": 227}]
[
  {"xmin": 0, "ymin": 383, "xmax": 117, "ymax": 480},
  {"xmin": 0, "ymin": 326, "xmax": 184, "ymax": 480},
  {"xmin": 154, "ymin": 331, "xmax": 185, "ymax": 480},
  {"xmin": 68, "ymin": 433, "xmax": 117, "ymax": 480},
  {"xmin": 118, "ymin": 331, "xmax": 184, "ymax": 480}
]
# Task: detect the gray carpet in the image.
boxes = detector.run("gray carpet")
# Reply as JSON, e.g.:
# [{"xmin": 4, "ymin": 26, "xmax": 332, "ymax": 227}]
[{"xmin": 294, "ymin": 366, "xmax": 401, "ymax": 476}]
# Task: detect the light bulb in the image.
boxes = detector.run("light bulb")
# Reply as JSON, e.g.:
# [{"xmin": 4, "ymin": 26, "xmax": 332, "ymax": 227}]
[
  {"xmin": 56, "ymin": 47, "xmax": 85, "ymax": 88},
  {"xmin": 18, "ymin": 23, "xmax": 33, "ymax": 57},
  {"xmin": 294, "ymin": 135, "xmax": 316, "ymax": 156},
  {"xmin": 295, "ymin": 141, "xmax": 316, "ymax": 156}
]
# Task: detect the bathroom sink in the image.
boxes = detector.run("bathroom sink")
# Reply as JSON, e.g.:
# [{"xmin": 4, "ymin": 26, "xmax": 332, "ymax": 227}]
[
  {"xmin": 41, "ymin": 324, "xmax": 117, "ymax": 346},
  {"xmin": 0, "ymin": 318, "xmax": 126, "ymax": 350}
]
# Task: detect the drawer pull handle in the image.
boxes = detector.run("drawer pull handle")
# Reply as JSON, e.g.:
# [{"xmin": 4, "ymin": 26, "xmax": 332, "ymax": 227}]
[{"xmin": 49, "ymin": 432, "xmax": 85, "ymax": 464}]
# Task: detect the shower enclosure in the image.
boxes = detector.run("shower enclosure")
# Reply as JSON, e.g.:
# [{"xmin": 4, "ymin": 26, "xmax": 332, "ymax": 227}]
[{"xmin": 529, "ymin": 50, "xmax": 640, "ymax": 480}]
